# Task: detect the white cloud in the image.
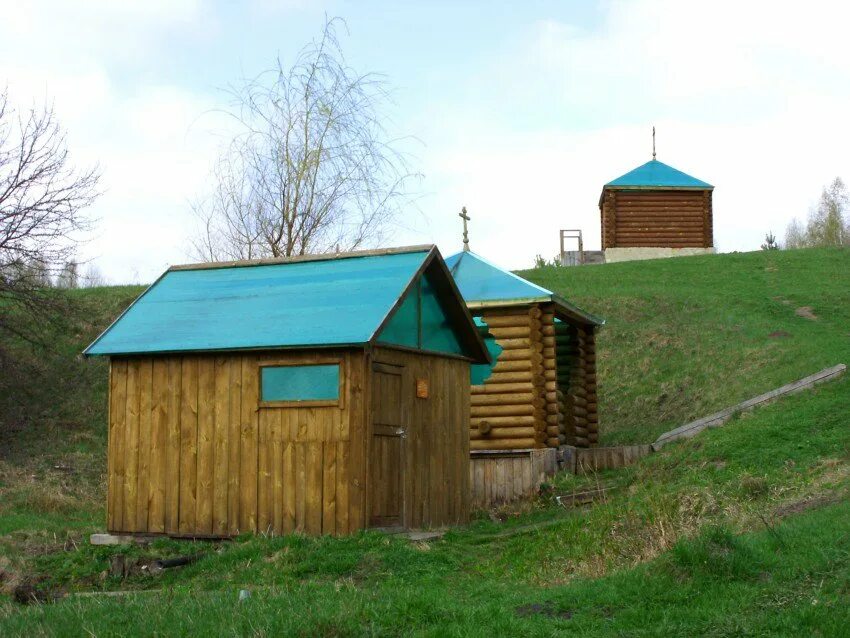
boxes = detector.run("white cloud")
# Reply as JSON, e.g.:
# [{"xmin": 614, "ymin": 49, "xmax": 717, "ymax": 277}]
[
  {"xmin": 3, "ymin": 0, "xmax": 849, "ymax": 282},
  {"xmin": 0, "ymin": 1, "xmax": 226, "ymax": 284},
  {"xmin": 396, "ymin": 0, "xmax": 850, "ymax": 270}
]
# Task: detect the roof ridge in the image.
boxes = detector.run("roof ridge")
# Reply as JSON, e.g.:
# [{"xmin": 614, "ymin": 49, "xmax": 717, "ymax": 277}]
[{"xmin": 169, "ymin": 244, "xmax": 436, "ymax": 273}]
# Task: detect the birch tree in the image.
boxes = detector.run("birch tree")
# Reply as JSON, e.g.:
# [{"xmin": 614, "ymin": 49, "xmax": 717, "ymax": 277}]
[
  {"xmin": 785, "ymin": 177, "xmax": 850, "ymax": 249},
  {"xmin": 191, "ymin": 18, "xmax": 414, "ymax": 261}
]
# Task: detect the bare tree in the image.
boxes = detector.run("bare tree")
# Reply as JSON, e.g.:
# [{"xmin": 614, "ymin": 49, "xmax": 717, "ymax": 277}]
[
  {"xmin": 56, "ymin": 259, "xmax": 79, "ymax": 289},
  {"xmin": 81, "ymin": 263, "xmax": 107, "ymax": 288},
  {"xmin": 784, "ymin": 218, "xmax": 805, "ymax": 249},
  {"xmin": 0, "ymin": 89, "xmax": 99, "ymax": 341},
  {"xmin": 191, "ymin": 18, "xmax": 415, "ymax": 261}
]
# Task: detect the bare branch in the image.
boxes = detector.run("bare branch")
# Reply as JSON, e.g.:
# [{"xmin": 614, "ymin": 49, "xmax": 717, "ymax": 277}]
[
  {"xmin": 190, "ymin": 17, "xmax": 418, "ymax": 261},
  {"xmin": 0, "ymin": 88, "xmax": 100, "ymax": 343}
]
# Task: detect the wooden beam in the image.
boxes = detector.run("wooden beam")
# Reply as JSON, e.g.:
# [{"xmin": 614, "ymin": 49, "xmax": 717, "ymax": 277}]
[{"xmin": 653, "ymin": 364, "xmax": 846, "ymax": 450}]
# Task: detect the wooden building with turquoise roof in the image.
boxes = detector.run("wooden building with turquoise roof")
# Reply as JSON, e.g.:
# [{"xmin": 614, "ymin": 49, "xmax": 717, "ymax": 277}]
[
  {"xmin": 600, "ymin": 157, "xmax": 714, "ymax": 262},
  {"xmin": 446, "ymin": 250, "xmax": 604, "ymax": 450},
  {"xmin": 85, "ymin": 245, "xmax": 488, "ymax": 537}
]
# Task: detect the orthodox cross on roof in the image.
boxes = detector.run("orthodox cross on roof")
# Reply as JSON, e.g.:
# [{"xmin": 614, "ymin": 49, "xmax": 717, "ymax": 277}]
[
  {"xmin": 652, "ymin": 125, "xmax": 656, "ymax": 160},
  {"xmin": 459, "ymin": 206, "xmax": 471, "ymax": 252}
]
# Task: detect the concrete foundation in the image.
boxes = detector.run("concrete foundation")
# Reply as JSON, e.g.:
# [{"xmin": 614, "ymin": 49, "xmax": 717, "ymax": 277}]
[{"xmin": 604, "ymin": 247, "xmax": 715, "ymax": 263}]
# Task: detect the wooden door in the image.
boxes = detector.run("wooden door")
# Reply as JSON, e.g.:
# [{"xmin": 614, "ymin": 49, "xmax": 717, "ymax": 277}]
[{"xmin": 369, "ymin": 362, "xmax": 405, "ymax": 528}]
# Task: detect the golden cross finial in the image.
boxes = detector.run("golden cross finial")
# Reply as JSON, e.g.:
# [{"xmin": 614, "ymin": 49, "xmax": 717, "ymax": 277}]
[{"xmin": 459, "ymin": 206, "xmax": 470, "ymax": 252}]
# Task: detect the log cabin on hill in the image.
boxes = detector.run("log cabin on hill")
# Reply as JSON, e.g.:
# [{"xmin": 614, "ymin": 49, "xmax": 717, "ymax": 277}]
[
  {"xmin": 600, "ymin": 158, "xmax": 714, "ymax": 263},
  {"xmin": 84, "ymin": 246, "xmax": 489, "ymax": 538},
  {"xmin": 445, "ymin": 250, "xmax": 604, "ymax": 450}
]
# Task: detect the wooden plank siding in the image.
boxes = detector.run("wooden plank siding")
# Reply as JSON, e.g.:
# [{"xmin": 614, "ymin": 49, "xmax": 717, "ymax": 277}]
[
  {"xmin": 469, "ymin": 448, "xmax": 558, "ymax": 509},
  {"xmin": 600, "ymin": 189, "xmax": 713, "ymax": 249},
  {"xmin": 107, "ymin": 350, "xmax": 369, "ymax": 537},
  {"xmin": 369, "ymin": 347, "xmax": 471, "ymax": 529}
]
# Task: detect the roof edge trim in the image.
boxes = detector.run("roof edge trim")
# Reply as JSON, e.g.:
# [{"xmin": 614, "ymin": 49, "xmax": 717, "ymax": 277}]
[
  {"xmin": 550, "ymin": 295, "xmax": 606, "ymax": 327},
  {"xmin": 369, "ymin": 247, "xmax": 491, "ymax": 364},
  {"xmin": 602, "ymin": 185, "xmax": 714, "ymax": 191},
  {"xmin": 83, "ymin": 275, "xmax": 165, "ymax": 357},
  {"xmin": 169, "ymin": 244, "xmax": 435, "ymax": 273}
]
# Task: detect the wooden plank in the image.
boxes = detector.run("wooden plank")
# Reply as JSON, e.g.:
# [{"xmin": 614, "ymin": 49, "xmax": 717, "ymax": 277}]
[
  {"xmin": 485, "ymin": 456, "xmax": 496, "ymax": 505},
  {"xmin": 295, "ymin": 442, "xmax": 307, "ymax": 532},
  {"xmin": 446, "ymin": 363, "xmax": 460, "ymax": 525},
  {"xmin": 135, "ymin": 359, "xmax": 153, "ymax": 532},
  {"xmin": 306, "ymin": 440, "xmax": 322, "ymax": 534},
  {"xmin": 459, "ymin": 361, "xmax": 470, "ymax": 522},
  {"xmin": 271, "ymin": 409, "xmax": 283, "ymax": 535},
  {"xmin": 429, "ymin": 368, "xmax": 443, "ymax": 527},
  {"xmin": 106, "ymin": 363, "xmax": 115, "ymax": 532},
  {"xmin": 108, "ymin": 360, "xmax": 128, "ymax": 532},
  {"xmin": 335, "ymin": 441, "xmax": 349, "ymax": 535},
  {"xmin": 212, "ymin": 357, "xmax": 230, "ymax": 536},
  {"xmin": 653, "ymin": 364, "xmax": 847, "ymax": 449},
  {"xmin": 147, "ymin": 358, "xmax": 168, "ymax": 533},
  {"xmin": 239, "ymin": 356, "xmax": 258, "ymax": 533},
  {"xmin": 195, "ymin": 356, "xmax": 215, "ymax": 535},
  {"xmin": 474, "ymin": 458, "xmax": 485, "ymax": 509},
  {"xmin": 226, "ymin": 357, "xmax": 241, "ymax": 535},
  {"xmin": 178, "ymin": 357, "xmax": 199, "ymax": 535},
  {"xmin": 322, "ymin": 443, "xmax": 337, "ymax": 536},
  {"xmin": 123, "ymin": 359, "xmax": 141, "ymax": 532},
  {"xmin": 282, "ymin": 441, "xmax": 296, "ymax": 534},
  {"xmin": 522, "ymin": 456, "xmax": 536, "ymax": 495},
  {"xmin": 257, "ymin": 409, "xmax": 272, "ymax": 534},
  {"xmin": 164, "ymin": 358, "xmax": 181, "ymax": 534},
  {"xmin": 348, "ymin": 354, "xmax": 366, "ymax": 531}
]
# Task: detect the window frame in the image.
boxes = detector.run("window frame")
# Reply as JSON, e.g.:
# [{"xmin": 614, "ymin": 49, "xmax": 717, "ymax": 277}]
[{"xmin": 257, "ymin": 358, "xmax": 345, "ymax": 409}]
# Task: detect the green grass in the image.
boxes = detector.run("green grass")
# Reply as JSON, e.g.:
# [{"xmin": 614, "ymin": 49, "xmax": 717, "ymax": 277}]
[
  {"xmin": 0, "ymin": 286, "xmax": 145, "ymax": 588},
  {"xmin": 1, "ymin": 249, "xmax": 849, "ymax": 636},
  {"xmin": 520, "ymin": 246, "xmax": 850, "ymax": 444},
  {"xmin": 1, "ymin": 382, "xmax": 848, "ymax": 635}
]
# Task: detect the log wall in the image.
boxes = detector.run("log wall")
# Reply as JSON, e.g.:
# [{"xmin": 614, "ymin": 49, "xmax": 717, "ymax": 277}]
[
  {"xmin": 471, "ymin": 306, "xmax": 546, "ymax": 449},
  {"xmin": 471, "ymin": 305, "xmax": 599, "ymax": 450},
  {"xmin": 601, "ymin": 189, "xmax": 713, "ymax": 249}
]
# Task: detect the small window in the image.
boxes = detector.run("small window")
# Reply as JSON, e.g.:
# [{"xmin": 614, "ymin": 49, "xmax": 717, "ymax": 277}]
[{"xmin": 260, "ymin": 363, "xmax": 341, "ymax": 406}]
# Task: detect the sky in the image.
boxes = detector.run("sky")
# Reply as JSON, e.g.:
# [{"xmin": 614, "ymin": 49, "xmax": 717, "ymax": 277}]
[{"xmin": 2, "ymin": 0, "xmax": 849, "ymax": 283}]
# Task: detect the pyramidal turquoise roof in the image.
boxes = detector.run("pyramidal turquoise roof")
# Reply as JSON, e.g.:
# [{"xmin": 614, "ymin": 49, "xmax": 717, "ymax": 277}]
[
  {"xmin": 445, "ymin": 251, "xmax": 603, "ymax": 326},
  {"xmin": 86, "ymin": 247, "xmax": 437, "ymax": 356},
  {"xmin": 445, "ymin": 251, "xmax": 552, "ymax": 304},
  {"xmin": 605, "ymin": 159, "xmax": 712, "ymax": 189}
]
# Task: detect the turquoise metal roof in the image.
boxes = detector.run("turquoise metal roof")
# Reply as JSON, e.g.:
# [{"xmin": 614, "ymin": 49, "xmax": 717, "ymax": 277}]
[
  {"xmin": 445, "ymin": 251, "xmax": 604, "ymax": 326},
  {"xmin": 445, "ymin": 251, "xmax": 552, "ymax": 304},
  {"xmin": 605, "ymin": 159, "xmax": 712, "ymax": 189},
  {"xmin": 86, "ymin": 249, "xmax": 433, "ymax": 356}
]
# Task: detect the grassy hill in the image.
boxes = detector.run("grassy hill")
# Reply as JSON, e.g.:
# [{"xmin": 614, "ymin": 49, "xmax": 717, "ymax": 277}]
[
  {"xmin": 520, "ymin": 246, "xmax": 850, "ymax": 444},
  {"xmin": 0, "ymin": 248, "xmax": 848, "ymax": 636}
]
